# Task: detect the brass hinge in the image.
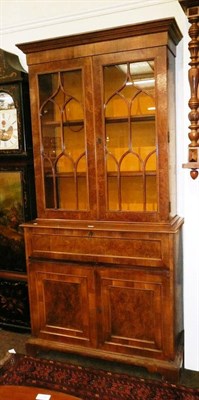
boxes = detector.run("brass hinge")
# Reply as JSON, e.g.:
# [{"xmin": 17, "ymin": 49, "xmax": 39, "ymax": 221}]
[
  {"xmin": 168, "ymin": 131, "xmax": 170, "ymax": 143},
  {"xmin": 169, "ymin": 201, "xmax": 171, "ymax": 213}
]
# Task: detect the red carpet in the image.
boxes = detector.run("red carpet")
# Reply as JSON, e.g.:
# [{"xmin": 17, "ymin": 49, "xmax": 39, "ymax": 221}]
[{"xmin": 0, "ymin": 353, "xmax": 198, "ymax": 399}]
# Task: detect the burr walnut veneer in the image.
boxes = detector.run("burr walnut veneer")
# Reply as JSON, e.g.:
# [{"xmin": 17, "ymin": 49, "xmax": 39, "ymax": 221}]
[{"xmin": 18, "ymin": 18, "xmax": 184, "ymax": 382}]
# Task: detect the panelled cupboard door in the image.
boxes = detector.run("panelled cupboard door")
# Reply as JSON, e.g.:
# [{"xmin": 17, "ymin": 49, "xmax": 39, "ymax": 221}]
[
  {"xmin": 95, "ymin": 267, "xmax": 174, "ymax": 359},
  {"xmin": 29, "ymin": 57, "xmax": 97, "ymax": 220},
  {"xmin": 93, "ymin": 47, "xmax": 171, "ymax": 223},
  {"xmin": 28, "ymin": 261, "xmax": 97, "ymax": 347},
  {"xmin": 28, "ymin": 260, "xmax": 174, "ymax": 359}
]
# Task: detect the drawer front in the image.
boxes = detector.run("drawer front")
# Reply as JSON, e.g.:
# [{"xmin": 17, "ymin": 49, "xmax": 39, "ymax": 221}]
[{"xmin": 25, "ymin": 227, "xmax": 171, "ymax": 268}]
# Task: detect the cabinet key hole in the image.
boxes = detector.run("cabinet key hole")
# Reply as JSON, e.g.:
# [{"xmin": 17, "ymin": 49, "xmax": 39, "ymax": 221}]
[{"xmin": 88, "ymin": 231, "xmax": 93, "ymax": 237}]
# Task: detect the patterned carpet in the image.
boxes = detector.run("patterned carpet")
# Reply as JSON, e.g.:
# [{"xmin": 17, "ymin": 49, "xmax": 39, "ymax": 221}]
[
  {"xmin": 0, "ymin": 353, "xmax": 199, "ymax": 400},
  {"xmin": 0, "ymin": 329, "xmax": 199, "ymax": 391}
]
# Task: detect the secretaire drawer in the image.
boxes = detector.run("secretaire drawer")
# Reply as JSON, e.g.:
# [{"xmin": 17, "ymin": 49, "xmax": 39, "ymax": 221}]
[{"xmin": 23, "ymin": 222, "xmax": 174, "ymax": 268}]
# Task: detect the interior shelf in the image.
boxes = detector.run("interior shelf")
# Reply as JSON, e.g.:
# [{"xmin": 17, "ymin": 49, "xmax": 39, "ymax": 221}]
[
  {"xmin": 105, "ymin": 115, "xmax": 155, "ymax": 123},
  {"xmin": 45, "ymin": 170, "xmax": 156, "ymax": 177},
  {"xmin": 41, "ymin": 119, "xmax": 84, "ymax": 127}
]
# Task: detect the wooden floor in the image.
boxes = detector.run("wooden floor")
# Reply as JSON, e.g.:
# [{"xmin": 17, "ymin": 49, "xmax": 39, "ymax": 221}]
[
  {"xmin": 0, "ymin": 385, "xmax": 81, "ymax": 400},
  {"xmin": 0, "ymin": 329, "xmax": 199, "ymax": 389}
]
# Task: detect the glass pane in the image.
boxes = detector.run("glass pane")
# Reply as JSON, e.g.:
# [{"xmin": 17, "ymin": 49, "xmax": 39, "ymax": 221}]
[
  {"xmin": 104, "ymin": 61, "xmax": 157, "ymax": 212},
  {"xmin": 0, "ymin": 92, "xmax": 19, "ymax": 150},
  {"xmin": 39, "ymin": 70, "xmax": 87, "ymax": 210},
  {"xmin": 146, "ymin": 176, "xmax": 157, "ymax": 211}
]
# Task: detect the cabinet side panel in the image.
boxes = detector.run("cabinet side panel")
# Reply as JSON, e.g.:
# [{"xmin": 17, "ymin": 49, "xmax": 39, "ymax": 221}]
[{"xmin": 168, "ymin": 49, "xmax": 177, "ymax": 217}]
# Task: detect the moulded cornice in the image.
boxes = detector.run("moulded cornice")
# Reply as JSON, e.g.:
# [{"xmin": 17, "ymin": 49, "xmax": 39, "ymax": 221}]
[{"xmin": 17, "ymin": 17, "xmax": 182, "ymax": 55}]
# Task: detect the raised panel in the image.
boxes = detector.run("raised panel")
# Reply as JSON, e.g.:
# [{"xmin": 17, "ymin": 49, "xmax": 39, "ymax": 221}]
[
  {"xmin": 29, "ymin": 261, "xmax": 96, "ymax": 347},
  {"xmin": 96, "ymin": 267, "xmax": 172, "ymax": 358},
  {"xmin": 41, "ymin": 279, "xmax": 84, "ymax": 330}
]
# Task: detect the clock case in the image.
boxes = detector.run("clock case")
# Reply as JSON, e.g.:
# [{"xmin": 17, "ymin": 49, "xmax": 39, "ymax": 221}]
[
  {"xmin": 0, "ymin": 49, "xmax": 36, "ymax": 331},
  {"xmin": 0, "ymin": 49, "xmax": 32, "ymax": 155}
]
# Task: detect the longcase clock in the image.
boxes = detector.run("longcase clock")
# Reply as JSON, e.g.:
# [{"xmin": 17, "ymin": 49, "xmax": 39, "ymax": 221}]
[{"xmin": 0, "ymin": 49, "xmax": 36, "ymax": 331}]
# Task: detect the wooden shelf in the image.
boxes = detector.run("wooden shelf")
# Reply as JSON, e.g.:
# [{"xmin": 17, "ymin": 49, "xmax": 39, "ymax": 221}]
[
  {"xmin": 41, "ymin": 115, "xmax": 155, "ymax": 127},
  {"xmin": 105, "ymin": 115, "xmax": 155, "ymax": 123},
  {"xmin": 45, "ymin": 170, "xmax": 156, "ymax": 178},
  {"xmin": 107, "ymin": 170, "xmax": 156, "ymax": 177},
  {"xmin": 41, "ymin": 119, "xmax": 84, "ymax": 127},
  {"xmin": 45, "ymin": 172, "xmax": 86, "ymax": 178}
]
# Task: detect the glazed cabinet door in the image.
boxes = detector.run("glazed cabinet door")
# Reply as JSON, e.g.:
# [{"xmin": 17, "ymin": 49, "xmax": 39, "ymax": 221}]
[
  {"xmin": 29, "ymin": 57, "xmax": 97, "ymax": 220},
  {"xmin": 28, "ymin": 44, "xmax": 175, "ymax": 224},
  {"xmin": 95, "ymin": 266, "xmax": 174, "ymax": 360},
  {"xmin": 93, "ymin": 46, "xmax": 173, "ymax": 222},
  {"xmin": 28, "ymin": 260, "xmax": 97, "ymax": 348}
]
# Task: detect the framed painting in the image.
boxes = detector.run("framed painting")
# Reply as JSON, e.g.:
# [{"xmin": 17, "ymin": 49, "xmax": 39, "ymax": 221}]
[{"xmin": 0, "ymin": 167, "xmax": 33, "ymax": 272}]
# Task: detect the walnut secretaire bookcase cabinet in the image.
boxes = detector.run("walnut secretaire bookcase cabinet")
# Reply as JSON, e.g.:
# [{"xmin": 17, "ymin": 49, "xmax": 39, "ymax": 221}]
[{"xmin": 17, "ymin": 18, "xmax": 184, "ymax": 382}]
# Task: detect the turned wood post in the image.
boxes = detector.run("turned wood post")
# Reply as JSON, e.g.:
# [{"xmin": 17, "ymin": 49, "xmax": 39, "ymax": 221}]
[{"xmin": 180, "ymin": 1, "xmax": 199, "ymax": 179}]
